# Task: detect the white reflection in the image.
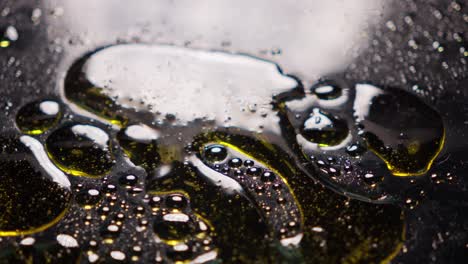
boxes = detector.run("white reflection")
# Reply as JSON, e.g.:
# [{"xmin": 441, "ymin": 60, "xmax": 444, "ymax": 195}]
[
  {"xmin": 48, "ymin": 0, "xmax": 391, "ymax": 79},
  {"xmin": 20, "ymin": 135, "xmax": 71, "ymax": 189}
]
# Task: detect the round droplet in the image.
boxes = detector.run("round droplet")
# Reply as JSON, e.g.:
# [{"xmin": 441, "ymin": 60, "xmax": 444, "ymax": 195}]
[
  {"xmin": 345, "ymin": 142, "xmax": 367, "ymax": 157},
  {"xmin": 0, "ymin": 26, "xmax": 18, "ymax": 48},
  {"xmin": 76, "ymin": 188, "xmax": 101, "ymax": 206},
  {"xmin": 119, "ymin": 174, "xmax": 138, "ymax": 186},
  {"xmin": 312, "ymin": 84, "xmax": 342, "ymax": 100},
  {"xmin": 150, "ymin": 196, "xmax": 162, "ymax": 208},
  {"xmin": 301, "ymin": 108, "xmax": 348, "ymax": 146},
  {"xmin": 362, "ymin": 173, "xmax": 382, "ymax": 186},
  {"xmin": 110, "ymin": 251, "xmax": 126, "ymax": 261},
  {"xmin": 166, "ymin": 243, "xmax": 193, "ymax": 262},
  {"xmin": 354, "ymin": 84, "xmax": 445, "ymax": 176},
  {"xmin": 0, "ymin": 137, "xmax": 71, "ymax": 236},
  {"xmin": 154, "ymin": 213, "xmax": 195, "ymax": 241},
  {"xmin": 117, "ymin": 124, "xmax": 160, "ymax": 170},
  {"xmin": 16, "ymin": 100, "xmax": 61, "ymax": 135},
  {"xmin": 246, "ymin": 166, "xmax": 262, "ymax": 177},
  {"xmin": 203, "ymin": 144, "xmax": 227, "ymax": 163},
  {"xmin": 46, "ymin": 124, "xmax": 114, "ymax": 177},
  {"xmin": 244, "ymin": 160, "xmax": 255, "ymax": 167},
  {"xmin": 56, "ymin": 234, "xmax": 79, "ymax": 248},
  {"xmin": 165, "ymin": 194, "xmax": 189, "ymax": 210},
  {"xmin": 261, "ymin": 171, "xmax": 276, "ymax": 182},
  {"xmin": 228, "ymin": 158, "xmax": 243, "ymax": 168}
]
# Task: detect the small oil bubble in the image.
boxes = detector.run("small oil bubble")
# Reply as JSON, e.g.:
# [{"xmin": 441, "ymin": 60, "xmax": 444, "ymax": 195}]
[
  {"xmin": 117, "ymin": 124, "xmax": 160, "ymax": 170},
  {"xmin": 203, "ymin": 144, "xmax": 228, "ymax": 163},
  {"xmin": 312, "ymin": 84, "xmax": 342, "ymax": 100},
  {"xmin": 154, "ymin": 213, "xmax": 195, "ymax": 241},
  {"xmin": 345, "ymin": 142, "xmax": 367, "ymax": 157},
  {"xmin": 301, "ymin": 108, "xmax": 349, "ymax": 146},
  {"xmin": 16, "ymin": 100, "xmax": 61, "ymax": 135}
]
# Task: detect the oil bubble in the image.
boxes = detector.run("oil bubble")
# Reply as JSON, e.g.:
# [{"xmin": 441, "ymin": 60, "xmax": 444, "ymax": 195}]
[
  {"xmin": 301, "ymin": 108, "xmax": 349, "ymax": 147},
  {"xmin": 312, "ymin": 84, "xmax": 342, "ymax": 100},
  {"xmin": 0, "ymin": 136, "xmax": 71, "ymax": 236},
  {"xmin": 46, "ymin": 123, "xmax": 114, "ymax": 177},
  {"xmin": 354, "ymin": 83, "xmax": 445, "ymax": 176},
  {"xmin": 15, "ymin": 100, "xmax": 61, "ymax": 135},
  {"xmin": 117, "ymin": 124, "xmax": 160, "ymax": 170}
]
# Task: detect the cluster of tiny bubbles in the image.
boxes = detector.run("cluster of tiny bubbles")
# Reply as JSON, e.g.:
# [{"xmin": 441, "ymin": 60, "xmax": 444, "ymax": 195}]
[
  {"xmin": 147, "ymin": 192, "xmax": 217, "ymax": 262},
  {"xmin": 200, "ymin": 142, "xmax": 303, "ymax": 242},
  {"xmin": 72, "ymin": 174, "xmax": 157, "ymax": 263}
]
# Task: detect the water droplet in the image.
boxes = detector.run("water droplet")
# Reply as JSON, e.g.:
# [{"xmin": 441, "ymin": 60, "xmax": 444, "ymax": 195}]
[
  {"xmin": 312, "ymin": 84, "xmax": 342, "ymax": 100},
  {"xmin": 56, "ymin": 234, "xmax": 79, "ymax": 248},
  {"xmin": 1, "ymin": 26, "xmax": 18, "ymax": 48},
  {"xmin": 15, "ymin": 100, "xmax": 61, "ymax": 135},
  {"xmin": 119, "ymin": 174, "xmax": 138, "ymax": 186},
  {"xmin": 345, "ymin": 142, "xmax": 367, "ymax": 157},
  {"xmin": 46, "ymin": 124, "xmax": 114, "ymax": 177},
  {"xmin": 154, "ymin": 213, "xmax": 195, "ymax": 241},
  {"xmin": 75, "ymin": 188, "xmax": 101, "ymax": 206},
  {"xmin": 203, "ymin": 144, "xmax": 227, "ymax": 163},
  {"xmin": 110, "ymin": 251, "xmax": 126, "ymax": 261},
  {"xmin": 165, "ymin": 194, "xmax": 188, "ymax": 209},
  {"xmin": 19, "ymin": 237, "xmax": 35, "ymax": 246},
  {"xmin": 228, "ymin": 158, "xmax": 243, "ymax": 168}
]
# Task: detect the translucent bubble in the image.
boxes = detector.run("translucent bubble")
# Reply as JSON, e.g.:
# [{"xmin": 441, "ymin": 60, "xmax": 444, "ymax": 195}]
[
  {"xmin": 301, "ymin": 108, "xmax": 349, "ymax": 146},
  {"xmin": 15, "ymin": 100, "xmax": 61, "ymax": 135},
  {"xmin": 117, "ymin": 124, "xmax": 160, "ymax": 170},
  {"xmin": 46, "ymin": 123, "xmax": 114, "ymax": 177},
  {"xmin": 0, "ymin": 136, "xmax": 71, "ymax": 236},
  {"xmin": 203, "ymin": 144, "xmax": 228, "ymax": 163},
  {"xmin": 354, "ymin": 84, "xmax": 445, "ymax": 176},
  {"xmin": 312, "ymin": 84, "xmax": 342, "ymax": 100}
]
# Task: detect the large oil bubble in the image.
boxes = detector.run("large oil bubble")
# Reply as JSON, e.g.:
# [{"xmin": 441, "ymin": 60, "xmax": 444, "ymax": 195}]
[
  {"xmin": 280, "ymin": 81, "xmax": 445, "ymax": 202},
  {"xmin": 46, "ymin": 123, "xmax": 114, "ymax": 177},
  {"xmin": 354, "ymin": 83, "xmax": 445, "ymax": 176},
  {"xmin": 0, "ymin": 136, "xmax": 71, "ymax": 236},
  {"xmin": 64, "ymin": 44, "xmax": 300, "ymax": 134}
]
